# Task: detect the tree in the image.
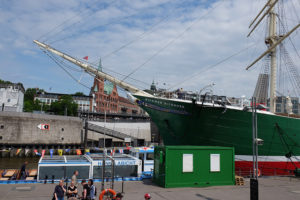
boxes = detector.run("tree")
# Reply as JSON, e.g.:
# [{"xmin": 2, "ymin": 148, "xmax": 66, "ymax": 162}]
[
  {"xmin": 73, "ymin": 92, "xmax": 86, "ymax": 96},
  {"xmin": 23, "ymin": 88, "xmax": 45, "ymax": 112},
  {"xmin": 0, "ymin": 79, "xmax": 13, "ymax": 84},
  {"xmin": 50, "ymin": 95, "xmax": 78, "ymax": 116}
]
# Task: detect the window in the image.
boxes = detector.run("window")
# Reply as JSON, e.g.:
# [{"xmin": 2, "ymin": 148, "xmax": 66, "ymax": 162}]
[
  {"xmin": 210, "ymin": 154, "xmax": 220, "ymax": 172},
  {"xmin": 182, "ymin": 154, "xmax": 193, "ymax": 172},
  {"xmin": 146, "ymin": 153, "xmax": 154, "ymax": 160},
  {"xmin": 139, "ymin": 153, "xmax": 144, "ymax": 160}
]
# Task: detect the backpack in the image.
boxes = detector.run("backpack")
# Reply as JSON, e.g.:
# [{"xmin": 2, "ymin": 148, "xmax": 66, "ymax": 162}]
[{"xmin": 92, "ymin": 185, "xmax": 97, "ymax": 196}]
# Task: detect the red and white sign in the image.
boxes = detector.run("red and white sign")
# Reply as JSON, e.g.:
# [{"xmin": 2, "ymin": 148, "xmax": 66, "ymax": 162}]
[{"xmin": 37, "ymin": 124, "xmax": 50, "ymax": 130}]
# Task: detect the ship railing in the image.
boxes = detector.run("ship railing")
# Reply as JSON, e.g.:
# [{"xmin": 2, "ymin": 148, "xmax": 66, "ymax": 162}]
[{"xmin": 235, "ymin": 166, "xmax": 295, "ymax": 177}]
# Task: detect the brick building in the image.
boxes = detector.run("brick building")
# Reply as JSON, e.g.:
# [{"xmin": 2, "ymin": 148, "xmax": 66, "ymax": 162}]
[
  {"xmin": 118, "ymin": 96, "xmax": 143, "ymax": 115},
  {"xmin": 90, "ymin": 77, "xmax": 119, "ymax": 113},
  {"xmin": 90, "ymin": 62, "xmax": 145, "ymax": 114}
]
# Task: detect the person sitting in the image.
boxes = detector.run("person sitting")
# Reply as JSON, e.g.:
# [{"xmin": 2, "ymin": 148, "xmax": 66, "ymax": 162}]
[{"xmin": 67, "ymin": 181, "xmax": 78, "ymax": 200}]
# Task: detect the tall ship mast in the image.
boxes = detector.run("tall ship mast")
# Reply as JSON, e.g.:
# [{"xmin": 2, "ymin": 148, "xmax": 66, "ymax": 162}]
[
  {"xmin": 246, "ymin": 0, "xmax": 300, "ymax": 113},
  {"xmin": 35, "ymin": 0, "xmax": 300, "ymax": 176}
]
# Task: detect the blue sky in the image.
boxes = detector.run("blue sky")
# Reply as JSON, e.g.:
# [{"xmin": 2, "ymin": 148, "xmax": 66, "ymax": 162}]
[{"xmin": 1, "ymin": 0, "xmax": 300, "ymax": 98}]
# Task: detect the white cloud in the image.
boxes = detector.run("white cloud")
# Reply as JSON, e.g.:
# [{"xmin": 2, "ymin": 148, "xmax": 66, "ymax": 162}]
[{"xmin": 0, "ymin": 0, "xmax": 300, "ymax": 98}]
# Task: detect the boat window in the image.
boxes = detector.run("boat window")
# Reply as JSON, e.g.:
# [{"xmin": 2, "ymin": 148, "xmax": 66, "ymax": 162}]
[
  {"xmin": 39, "ymin": 166, "xmax": 65, "ymax": 180},
  {"xmin": 93, "ymin": 164, "xmax": 138, "ymax": 179},
  {"xmin": 139, "ymin": 153, "xmax": 144, "ymax": 160},
  {"xmin": 38, "ymin": 166, "xmax": 90, "ymax": 180},
  {"xmin": 146, "ymin": 153, "xmax": 154, "ymax": 160}
]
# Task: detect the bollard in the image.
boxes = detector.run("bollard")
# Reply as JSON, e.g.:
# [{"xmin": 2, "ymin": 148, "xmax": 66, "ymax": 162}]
[
  {"xmin": 52, "ymin": 175, "xmax": 55, "ymax": 184},
  {"xmin": 121, "ymin": 177, "xmax": 124, "ymax": 194},
  {"xmin": 65, "ymin": 178, "xmax": 68, "ymax": 189}
]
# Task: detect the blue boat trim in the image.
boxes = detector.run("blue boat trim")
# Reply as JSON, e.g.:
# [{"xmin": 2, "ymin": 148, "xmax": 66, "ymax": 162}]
[{"xmin": 0, "ymin": 176, "xmax": 153, "ymax": 184}]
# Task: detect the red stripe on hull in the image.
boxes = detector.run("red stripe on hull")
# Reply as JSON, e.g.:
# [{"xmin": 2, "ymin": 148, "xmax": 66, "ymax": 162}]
[{"xmin": 235, "ymin": 161, "xmax": 300, "ymax": 176}]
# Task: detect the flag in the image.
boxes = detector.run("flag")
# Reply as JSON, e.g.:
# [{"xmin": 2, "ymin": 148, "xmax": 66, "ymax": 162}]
[
  {"xmin": 58, "ymin": 149, "xmax": 63, "ymax": 156},
  {"xmin": 16, "ymin": 148, "xmax": 22, "ymax": 155},
  {"xmin": 50, "ymin": 149, "xmax": 54, "ymax": 158},
  {"xmin": 41, "ymin": 150, "xmax": 45, "ymax": 158},
  {"xmin": 119, "ymin": 149, "xmax": 123, "ymax": 154},
  {"xmin": 25, "ymin": 149, "xmax": 30, "ymax": 155},
  {"xmin": 85, "ymin": 149, "xmax": 90, "ymax": 155},
  {"xmin": 110, "ymin": 148, "xmax": 115, "ymax": 156},
  {"xmin": 76, "ymin": 149, "xmax": 82, "ymax": 155},
  {"xmin": 65, "ymin": 149, "xmax": 70, "ymax": 153},
  {"xmin": 83, "ymin": 56, "xmax": 88, "ymax": 60},
  {"xmin": 34, "ymin": 149, "xmax": 41, "ymax": 156}
]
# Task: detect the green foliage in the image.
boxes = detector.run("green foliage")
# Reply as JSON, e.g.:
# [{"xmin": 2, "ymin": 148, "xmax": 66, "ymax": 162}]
[
  {"xmin": 24, "ymin": 88, "xmax": 44, "ymax": 102},
  {"xmin": 73, "ymin": 92, "xmax": 86, "ymax": 96},
  {"xmin": 23, "ymin": 88, "xmax": 78, "ymax": 116},
  {"xmin": 51, "ymin": 95, "xmax": 78, "ymax": 116},
  {"xmin": 0, "ymin": 79, "xmax": 13, "ymax": 84},
  {"xmin": 23, "ymin": 88, "xmax": 45, "ymax": 112}
]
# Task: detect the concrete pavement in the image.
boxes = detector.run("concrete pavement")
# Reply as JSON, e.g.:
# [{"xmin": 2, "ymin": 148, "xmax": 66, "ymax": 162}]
[{"xmin": 1, "ymin": 177, "xmax": 300, "ymax": 200}]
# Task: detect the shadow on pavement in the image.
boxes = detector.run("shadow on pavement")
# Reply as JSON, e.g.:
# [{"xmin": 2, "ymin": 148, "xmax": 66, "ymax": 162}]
[{"xmin": 195, "ymin": 193, "xmax": 220, "ymax": 200}]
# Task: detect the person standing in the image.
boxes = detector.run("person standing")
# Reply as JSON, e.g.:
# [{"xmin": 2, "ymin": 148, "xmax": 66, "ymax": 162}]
[
  {"xmin": 20, "ymin": 161, "xmax": 28, "ymax": 179},
  {"xmin": 71, "ymin": 170, "xmax": 78, "ymax": 186},
  {"xmin": 81, "ymin": 179, "xmax": 90, "ymax": 200},
  {"xmin": 67, "ymin": 181, "xmax": 78, "ymax": 200},
  {"xmin": 54, "ymin": 180, "xmax": 66, "ymax": 200},
  {"xmin": 88, "ymin": 179, "xmax": 96, "ymax": 200}
]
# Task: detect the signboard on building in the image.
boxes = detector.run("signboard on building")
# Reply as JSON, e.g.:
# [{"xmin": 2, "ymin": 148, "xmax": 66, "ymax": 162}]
[{"xmin": 37, "ymin": 124, "xmax": 50, "ymax": 130}]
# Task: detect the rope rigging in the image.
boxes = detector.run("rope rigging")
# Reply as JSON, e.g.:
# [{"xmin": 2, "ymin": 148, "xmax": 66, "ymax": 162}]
[
  {"xmin": 121, "ymin": 0, "xmax": 226, "ymax": 82},
  {"xmin": 39, "ymin": 0, "xmax": 118, "ymax": 43},
  {"xmin": 45, "ymin": 0, "xmax": 172, "ymax": 45}
]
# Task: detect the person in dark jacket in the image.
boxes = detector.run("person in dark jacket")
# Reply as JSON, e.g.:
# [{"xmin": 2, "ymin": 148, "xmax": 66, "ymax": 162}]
[
  {"xmin": 20, "ymin": 161, "xmax": 28, "ymax": 179},
  {"xmin": 54, "ymin": 180, "xmax": 66, "ymax": 200},
  {"xmin": 81, "ymin": 179, "xmax": 90, "ymax": 200}
]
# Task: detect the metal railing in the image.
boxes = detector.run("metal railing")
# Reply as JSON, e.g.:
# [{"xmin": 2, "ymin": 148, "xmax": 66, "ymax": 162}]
[{"xmin": 235, "ymin": 166, "xmax": 295, "ymax": 177}]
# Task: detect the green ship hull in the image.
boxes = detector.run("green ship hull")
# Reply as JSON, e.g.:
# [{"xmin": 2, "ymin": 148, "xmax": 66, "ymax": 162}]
[{"xmin": 134, "ymin": 95, "xmax": 300, "ymax": 157}]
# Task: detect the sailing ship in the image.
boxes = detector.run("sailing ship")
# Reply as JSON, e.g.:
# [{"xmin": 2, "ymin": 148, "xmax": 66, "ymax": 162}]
[{"xmin": 34, "ymin": 0, "xmax": 300, "ymax": 176}]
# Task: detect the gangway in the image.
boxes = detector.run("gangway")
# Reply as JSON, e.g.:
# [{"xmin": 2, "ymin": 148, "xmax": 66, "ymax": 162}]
[{"xmin": 85, "ymin": 122, "xmax": 138, "ymax": 141}]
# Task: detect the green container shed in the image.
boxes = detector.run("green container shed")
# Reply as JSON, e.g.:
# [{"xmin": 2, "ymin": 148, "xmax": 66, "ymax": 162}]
[{"xmin": 153, "ymin": 146, "xmax": 235, "ymax": 188}]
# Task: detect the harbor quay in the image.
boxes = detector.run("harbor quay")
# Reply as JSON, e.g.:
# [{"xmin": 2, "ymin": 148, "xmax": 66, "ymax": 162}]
[{"xmin": 0, "ymin": 177, "xmax": 300, "ymax": 200}]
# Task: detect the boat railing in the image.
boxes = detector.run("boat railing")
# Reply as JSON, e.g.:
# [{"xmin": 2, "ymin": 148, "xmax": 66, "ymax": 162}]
[{"xmin": 235, "ymin": 166, "xmax": 295, "ymax": 177}]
